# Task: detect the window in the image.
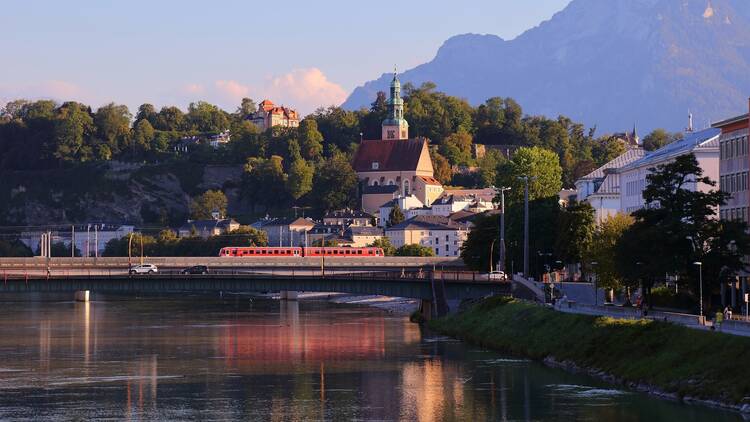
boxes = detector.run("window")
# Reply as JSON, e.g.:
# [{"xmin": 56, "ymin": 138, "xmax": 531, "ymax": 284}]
[
  {"xmin": 372, "ymin": 162, "xmax": 379, "ymax": 170},
  {"xmin": 445, "ymin": 235, "xmax": 449, "ymax": 242},
  {"xmin": 436, "ymin": 248, "xmax": 440, "ymax": 255}
]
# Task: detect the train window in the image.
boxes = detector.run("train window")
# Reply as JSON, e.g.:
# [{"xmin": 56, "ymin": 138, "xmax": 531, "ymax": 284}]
[
  {"xmin": 273, "ymin": 250, "xmax": 279, "ymax": 255},
  {"xmin": 357, "ymin": 250, "xmax": 362, "ymax": 255},
  {"xmin": 232, "ymin": 249, "xmax": 238, "ymax": 255},
  {"xmin": 286, "ymin": 250, "xmax": 291, "ymax": 254},
  {"xmin": 262, "ymin": 250, "xmax": 267, "ymax": 255}
]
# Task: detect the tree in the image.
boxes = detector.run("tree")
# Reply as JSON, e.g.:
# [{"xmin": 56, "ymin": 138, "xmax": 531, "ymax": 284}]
[
  {"xmin": 52, "ymin": 102, "xmax": 95, "ymax": 163},
  {"xmin": 589, "ymin": 213, "xmax": 633, "ymax": 291},
  {"xmin": 242, "ymin": 155, "xmax": 288, "ymax": 212},
  {"xmin": 131, "ymin": 119, "xmax": 155, "ymax": 156},
  {"xmin": 187, "ymin": 101, "xmax": 230, "ymax": 133},
  {"xmin": 555, "ymin": 201, "xmax": 596, "ymax": 280},
  {"xmin": 236, "ymin": 98, "xmax": 256, "ymax": 120},
  {"xmin": 0, "ymin": 239, "xmax": 33, "ymax": 257},
  {"xmin": 298, "ymin": 118, "xmax": 324, "ymax": 160},
  {"xmin": 642, "ymin": 129, "xmax": 681, "ymax": 152},
  {"xmin": 439, "ymin": 131, "xmax": 474, "ymax": 167},
  {"xmin": 396, "ymin": 244, "xmax": 435, "ymax": 257},
  {"xmin": 496, "ymin": 146, "xmax": 563, "ymax": 205},
  {"xmin": 155, "ymin": 106, "xmax": 185, "ymax": 131},
  {"xmin": 369, "ymin": 237, "xmax": 396, "ymax": 256},
  {"xmin": 286, "ymin": 158, "xmax": 314, "ymax": 200},
  {"xmin": 616, "ymin": 154, "xmax": 750, "ymax": 308},
  {"xmin": 460, "ymin": 214, "xmax": 500, "ymax": 271},
  {"xmin": 476, "ymin": 149, "xmax": 505, "ymax": 188},
  {"xmin": 135, "ymin": 103, "xmax": 157, "ymax": 125},
  {"xmin": 94, "ymin": 103, "xmax": 131, "ymax": 155},
  {"xmin": 388, "ymin": 205, "xmax": 405, "ymax": 227},
  {"xmin": 430, "ymin": 149, "xmax": 453, "ymax": 184},
  {"xmin": 310, "ymin": 152, "xmax": 358, "ymax": 212},
  {"xmin": 190, "ymin": 190, "xmax": 228, "ymax": 220}
]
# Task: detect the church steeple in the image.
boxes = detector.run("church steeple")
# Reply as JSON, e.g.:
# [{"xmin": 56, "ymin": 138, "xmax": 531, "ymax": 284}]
[{"xmin": 382, "ymin": 71, "xmax": 409, "ymax": 140}]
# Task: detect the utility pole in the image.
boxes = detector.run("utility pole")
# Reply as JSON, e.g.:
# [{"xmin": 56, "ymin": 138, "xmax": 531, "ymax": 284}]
[
  {"xmin": 497, "ymin": 187, "xmax": 511, "ymax": 274},
  {"xmin": 518, "ymin": 176, "xmax": 535, "ymax": 278},
  {"xmin": 71, "ymin": 225, "xmax": 75, "ymax": 258},
  {"xmin": 94, "ymin": 225, "xmax": 98, "ymax": 258},
  {"xmin": 86, "ymin": 225, "xmax": 90, "ymax": 258}
]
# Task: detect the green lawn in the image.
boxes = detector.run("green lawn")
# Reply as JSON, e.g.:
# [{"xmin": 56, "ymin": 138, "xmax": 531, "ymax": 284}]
[{"xmin": 429, "ymin": 297, "xmax": 750, "ymax": 405}]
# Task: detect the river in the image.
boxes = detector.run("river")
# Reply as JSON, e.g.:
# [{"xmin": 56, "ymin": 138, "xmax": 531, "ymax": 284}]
[{"xmin": 0, "ymin": 294, "xmax": 742, "ymax": 421}]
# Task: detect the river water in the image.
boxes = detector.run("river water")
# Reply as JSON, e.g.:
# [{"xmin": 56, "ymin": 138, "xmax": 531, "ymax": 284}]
[{"xmin": 0, "ymin": 295, "xmax": 742, "ymax": 421}]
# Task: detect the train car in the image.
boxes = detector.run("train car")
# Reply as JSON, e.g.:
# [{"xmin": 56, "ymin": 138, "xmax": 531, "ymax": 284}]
[
  {"xmin": 219, "ymin": 247, "xmax": 302, "ymax": 257},
  {"xmin": 302, "ymin": 247, "xmax": 384, "ymax": 257},
  {"xmin": 218, "ymin": 246, "xmax": 385, "ymax": 257}
]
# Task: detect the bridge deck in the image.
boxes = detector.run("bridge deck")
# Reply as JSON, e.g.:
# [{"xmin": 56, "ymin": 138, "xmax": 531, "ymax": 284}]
[{"xmin": 0, "ymin": 271, "xmax": 511, "ymax": 301}]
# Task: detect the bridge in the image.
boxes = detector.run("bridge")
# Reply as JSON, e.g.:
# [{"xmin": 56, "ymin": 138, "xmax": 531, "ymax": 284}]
[{"xmin": 0, "ymin": 257, "xmax": 509, "ymax": 318}]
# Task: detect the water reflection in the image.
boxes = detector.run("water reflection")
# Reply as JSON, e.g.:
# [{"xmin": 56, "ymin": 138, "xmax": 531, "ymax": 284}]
[{"xmin": 0, "ymin": 296, "xmax": 742, "ymax": 421}]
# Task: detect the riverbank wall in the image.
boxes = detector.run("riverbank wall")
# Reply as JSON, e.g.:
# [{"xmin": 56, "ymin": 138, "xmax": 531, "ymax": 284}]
[{"xmin": 428, "ymin": 296, "xmax": 750, "ymax": 414}]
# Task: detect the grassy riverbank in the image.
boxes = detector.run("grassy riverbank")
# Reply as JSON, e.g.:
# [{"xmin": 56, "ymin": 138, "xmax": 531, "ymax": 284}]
[{"xmin": 428, "ymin": 297, "xmax": 750, "ymax": 407}]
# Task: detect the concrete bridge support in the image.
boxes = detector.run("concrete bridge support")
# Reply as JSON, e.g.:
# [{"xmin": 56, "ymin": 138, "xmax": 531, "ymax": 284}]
[
  {"xmin": 419, "ymin": 300, "xmax": 434, "ymax": 321},
  {"xmin": 74, "ymin": 290, "xmax": 90, "ymax": 302},
  {"xmin": 280, "ymin": 290, "xmax": 299, "ymax": 301}
]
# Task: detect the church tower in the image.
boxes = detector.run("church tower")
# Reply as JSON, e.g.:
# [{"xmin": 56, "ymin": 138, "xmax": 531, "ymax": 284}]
[{"xmin": 381, "ymin": 73, "xmax": 409, "ymax": 140}]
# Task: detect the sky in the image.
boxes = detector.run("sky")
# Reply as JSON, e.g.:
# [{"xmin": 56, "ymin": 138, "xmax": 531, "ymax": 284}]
[{"xmin": 1, "ymin": 0, "xmax": 572, "ymax": 116}]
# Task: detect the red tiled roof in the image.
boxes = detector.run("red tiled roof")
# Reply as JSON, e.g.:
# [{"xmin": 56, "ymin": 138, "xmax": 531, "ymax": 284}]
[
  {"xmin": 260, "ymin": 100, "xmax": 275, "ymax": 112},
  {"xmin": 352, "ymin": 139, "xmax": 428, "ymax": 172},
  {"xmin": 418, "ymin": 176, "xmax": 441, "ymax": 185}
]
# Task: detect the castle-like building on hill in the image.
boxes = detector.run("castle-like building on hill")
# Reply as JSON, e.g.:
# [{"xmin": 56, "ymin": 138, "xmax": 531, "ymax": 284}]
[
  {"xmin": 250, "ymin": 100, "xmax": 300, "ymax": 131},
  {"xmin": 352, "ymin": 73, "xmax": 444, "ymax": 214}
]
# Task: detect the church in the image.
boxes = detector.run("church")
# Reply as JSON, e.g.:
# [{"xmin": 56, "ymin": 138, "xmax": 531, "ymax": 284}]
[{"xmin": 352, "ymin": 73, "xmax": 444, "ymax": 214}]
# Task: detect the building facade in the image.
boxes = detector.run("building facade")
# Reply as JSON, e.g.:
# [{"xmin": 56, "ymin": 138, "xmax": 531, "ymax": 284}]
[
  {"xmin": 251, "ymin": 217, "xmax": 315, "ymax": 247},
  {"xmin": 713, "ymin": 100, "xmax": 750, "ymax": 223},
  {"xmin": 575, "ymin": 148, "xmax": 645, "ymax": 223},
  {"xmin": 385, "ymin": 215, "xmax": 470, "ymax": 257},
  {"xmin": 619, "ymin": 128, "xmax": 720, "ymax": 214},
  {"xmin": 250, "ymin": 100, "xmax": 300, "ymax": 131}
]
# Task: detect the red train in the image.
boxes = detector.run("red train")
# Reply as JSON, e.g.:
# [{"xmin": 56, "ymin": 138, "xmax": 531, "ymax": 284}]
[{"xmin": 218, "ymin": 246, "xmax": 385, "ymax": 257}]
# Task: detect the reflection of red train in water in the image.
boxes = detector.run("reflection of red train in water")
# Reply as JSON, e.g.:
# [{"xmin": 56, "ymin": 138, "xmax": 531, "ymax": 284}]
[{"xmin": 218, "ymin": 246, "xmax": 385, "ymax": 257}]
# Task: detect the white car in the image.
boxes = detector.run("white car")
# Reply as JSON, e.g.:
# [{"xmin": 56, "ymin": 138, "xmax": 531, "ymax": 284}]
[
  {"xmin": 129, "ymin": 264, "xmax": 158, "ymax": 275},
  {"xmin": 488, "ymin": 271, "xmax": 506, "ymax": 281}
]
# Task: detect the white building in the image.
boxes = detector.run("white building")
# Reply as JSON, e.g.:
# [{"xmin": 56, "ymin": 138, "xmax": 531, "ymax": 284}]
[
  {"xmin": 575, "ymin": 148, "xmax": 645, "ymax": 223},
  {"xmin": 21, "ymin": 224, "xmax": 135, "ymax": 257},
  {"xmin": 378, "ymin": 195, "xmax": 425, "ymax": 227},
  {"xmin": 618, "ymin": 128, "xmax": 721, "ymax": 214},
  {"xmin": 385, "ymin": 215, "xmax": 470, "ymax": 257}
]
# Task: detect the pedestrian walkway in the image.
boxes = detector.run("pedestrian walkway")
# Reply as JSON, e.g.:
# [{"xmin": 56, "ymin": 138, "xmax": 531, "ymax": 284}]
[{"xmin": 554, "ymin": 299, "xmax": 750, "ymax": 338}]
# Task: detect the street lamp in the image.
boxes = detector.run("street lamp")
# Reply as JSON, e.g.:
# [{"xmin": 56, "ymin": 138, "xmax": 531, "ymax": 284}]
[
  {"xmin": 494, "ymin": 186, "xmax": 511, "ymax": 275},
  {"xmin": 518, "ymin": 176, "xmax": 536, "ymax": 278},
  {"xmin": 590, "ymin": 261, "xmax": 598, "ymax": 306},
  {"xmin": 693, "ymin": 261, "xmax": 703, "ymax": 317}
]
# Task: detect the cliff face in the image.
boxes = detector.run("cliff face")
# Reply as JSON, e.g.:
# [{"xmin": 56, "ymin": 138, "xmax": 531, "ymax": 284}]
[
  {"xmin": 343, "ymin": 0, "xmax": 750, "ymax": 133},
  {"xmin": 0, "ymin": 162, "xmax": 246, "ymax": 226}
]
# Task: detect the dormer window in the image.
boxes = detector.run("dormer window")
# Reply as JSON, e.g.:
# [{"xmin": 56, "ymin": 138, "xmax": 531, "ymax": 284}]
[{"xmin": 372, "ymin": 162, "xmax": 379, "ymax": 170}]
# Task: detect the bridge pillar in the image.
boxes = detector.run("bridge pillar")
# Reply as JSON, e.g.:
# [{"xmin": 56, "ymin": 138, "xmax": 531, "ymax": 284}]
[
  {"xmin": 74, "ymin": 290, "xmax": 90, "ymax": 302},
  {"xmin": 419, "ymin": 300, "xmax": 434, "ymax": 321},
  {"xmin": 280, "ymin": 291, "xmax": 299, "ymax": 301}
]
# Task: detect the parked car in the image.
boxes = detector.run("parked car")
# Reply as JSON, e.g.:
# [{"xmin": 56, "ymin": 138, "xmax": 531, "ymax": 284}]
[
  {"xmin": 129, "ymin": 264, "xmax": 158, "ymax": 275},
  {"xmin": 488, "ymin": 271, "xmax": 507, "ymax": 281},
  {"xmin": 181, "ymin": 265, "xmax": 209, "ymax": 275}
]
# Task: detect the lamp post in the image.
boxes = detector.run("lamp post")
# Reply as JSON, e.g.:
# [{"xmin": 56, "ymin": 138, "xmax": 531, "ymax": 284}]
[
  {"xmin": 518, "ymin": 176, "xmax": 535, "ymax": 278},
  {"xmin": 590, "ymin": 261, "xmax": 598, "ymax": 306},
  {"xmin": 496, "ymin": 186, "xmax": 511, "ymax": 274},
  {"xmin": 693, "ymin": 261, "xmax": 703, "ymax": 317}
]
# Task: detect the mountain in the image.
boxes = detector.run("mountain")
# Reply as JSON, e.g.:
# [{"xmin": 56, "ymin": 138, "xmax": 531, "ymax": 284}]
[{"xmin": 343, "ymin": 0, "xmax": 750, "ymax": 134}]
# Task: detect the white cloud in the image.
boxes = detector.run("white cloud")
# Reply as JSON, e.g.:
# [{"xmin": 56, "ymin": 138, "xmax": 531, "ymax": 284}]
[{"xmin": 263, "ymin": 68, "xmax": 348, "ymax": 114}]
